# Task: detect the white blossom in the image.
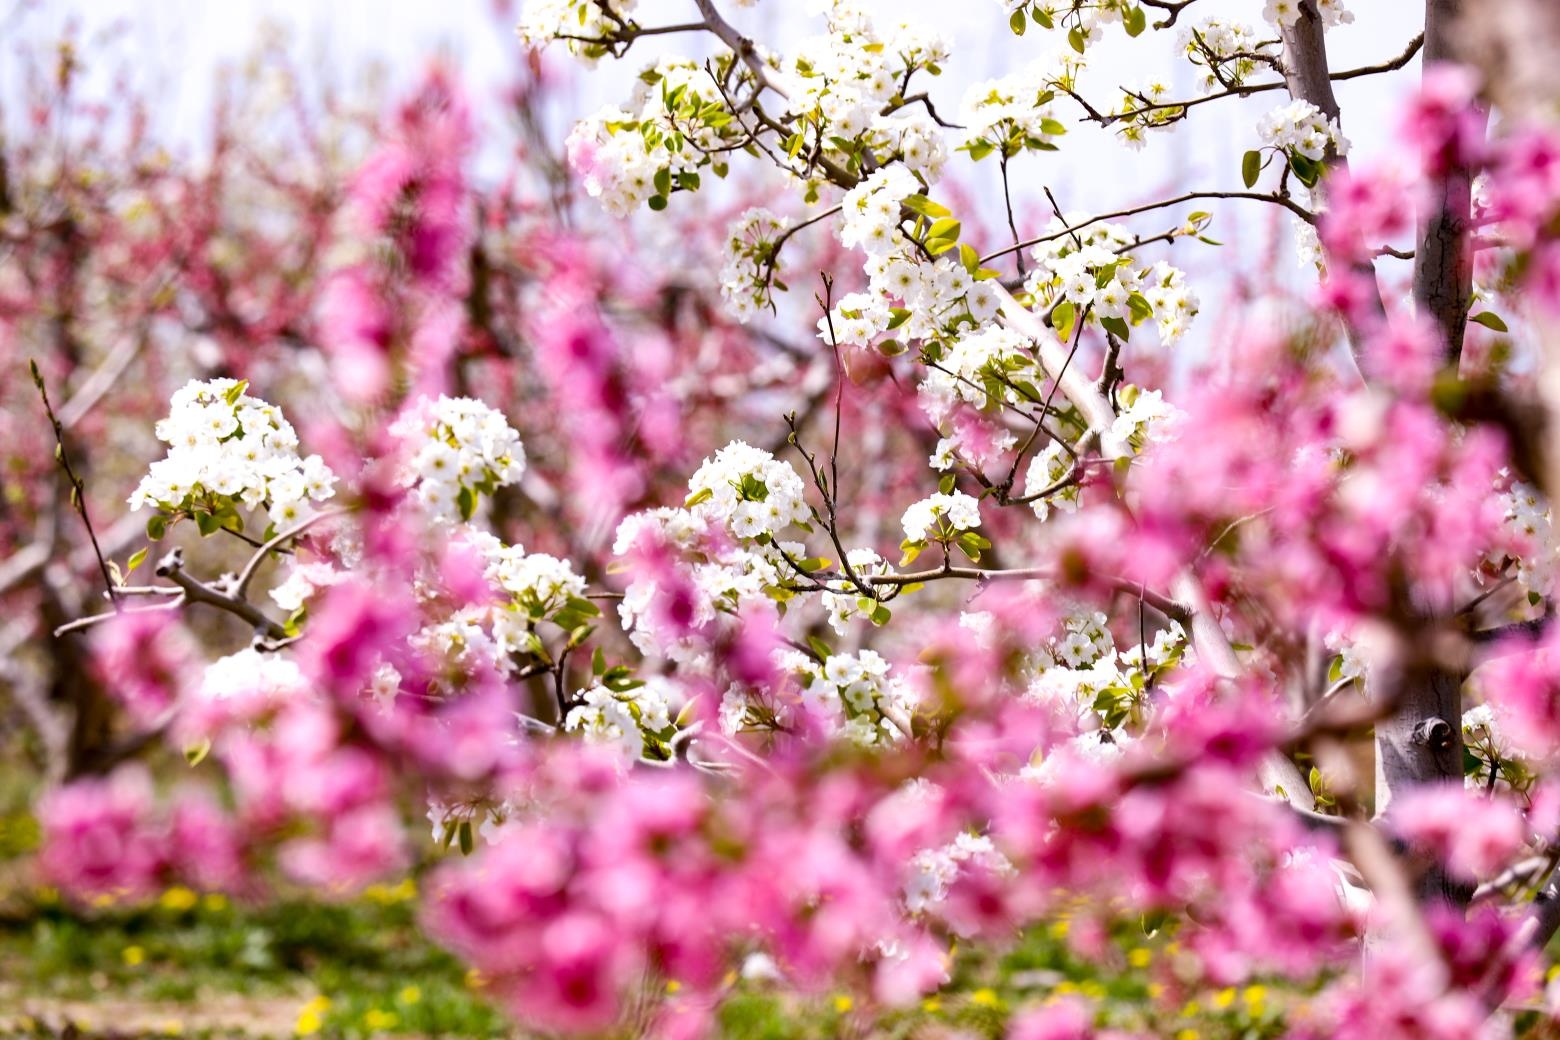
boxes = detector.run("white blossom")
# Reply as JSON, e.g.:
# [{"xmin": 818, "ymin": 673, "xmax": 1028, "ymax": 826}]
[
  {"xmin": 1257, "ymin": 99, "xmax": 1349, "ymax": 162},
  {"xmin": 129, "ymin": 379, "xmax": 336, "ymax": 529},
  {"xmin": 901, "ymin": 491, "xmax": 981, "ymax": 542}
]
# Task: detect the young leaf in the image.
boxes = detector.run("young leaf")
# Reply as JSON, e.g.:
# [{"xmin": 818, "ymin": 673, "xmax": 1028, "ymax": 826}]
[
  {"xmin": 902, "ymin": 194, "xmax": 951, "ymax": 219},
  {"xmin": 1009, "ymin": 7, "xmax": 1026, "ymax": 35},
  {"xmin": 1241, "ymin": 149, "xmax": 1262, "ymax": 189},
  {"xmin": 1052, "ymin": 299, "xmax": 1077, "ymax": 341},
  {"xmin": 927, "ymin": 217, "xmax": 961, "ymax": 242},
  {"xmin": 1469, "ymin": 311, "xmax": 1509, "ymax": 333}
]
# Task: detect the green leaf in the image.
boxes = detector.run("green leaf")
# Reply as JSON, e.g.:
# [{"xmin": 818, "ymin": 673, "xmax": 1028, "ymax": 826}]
[
  {"xmin": 1067, "ymin": 25, "xmax": 1086, "ymax": 53},
  {"xmin": 1127, "ymin": 292, "xmax": 1154, "ymax": 324},
  {"xmin": 959, "ymin": 243, "xmax": 981, "ymax": 275},
  {"xmin": 458, "ymin": 820, "xmax": 474, "ymax": 856},
  {"xmin": 1009, "ymin": 7, "xmax": 1027, "ymax": 35},
  {"xmin": 902, "ymin": 194, "xmax": 951, "ymax": 219},
  {"xmin": 457, "ymin": 484, "xmax": 477, "ymax": 522},
  {"xmin": 1052, "ymin": 299, "xmax": 1077, "ymax": 341},
  {"xmin": 1124, "ymin": 5, "xmax": 1146, "ymax": 36},
  {"xmin": 1039, "ymin": 118, "xmax": 1068, "ymax": 137},
  {"xmin": 184, "ymin": 739, "xmax": 211, "ymax": 767},
  {"xmin": 1288, "ymin": 152, "xmax": 1320, "ymax": 188},
  {"xmin": 807, "ymin": 635, "xmax": 833, "ymax": 661},
  {"xmin": 1033, "ymin": 8, "xmax": 1054, "ymax": 28},
  {"xmin": 1469, "ymin": 311, "xmax": 1509, "ymax": 333},
  {"xmin": 869, "ymin": 603, "xmax": 892, "ymax": 626},
  {"xmin": 126, "ymin": 547, "xmax": 148, "ymax": 574},
  {"xmin": 1241, "ymin": 149, "xmax": 1262, "ymax": 189},
  {"xmin": 222, "ymin": 380, "xmax": 249, "ymax": 406},
  {"xmin": 195, "ymin": 511, "xmax": 220, "ymax": 537},
  {"xmin": 685, "ymin": 486, "xmax": 714, "ymax": 508},
  {"xmin": 592, "ymin": 646, "xmax": 607, "ymax": 676},
  {"xmin": 653, "ymin": 167, "xmax": 672, "ymax": 197},
  {"xmin": 1100, "ymin": 315, "xmax": 1131, "ymax": 341},
  {"xmin": 647, "ymin": 195, "xmax": 668, "ymax": 211},
  {"xmin": 938, "ymin": 473, "xmax": 956, "ymax": 494},
  {"xmin": 146, "ymin": 514, "xmax": 168, "ymax": 541},
  {"xmin": 964, "ymin": 139, "xmax": 995, "ymax": 161},
  {"xmin": 927, "ymin": 217, "xmax": 961, "ymax": 242}
]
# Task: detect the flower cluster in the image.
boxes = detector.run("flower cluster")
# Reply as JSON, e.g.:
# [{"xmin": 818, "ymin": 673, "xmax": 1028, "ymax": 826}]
[
  {"xmin": 129, "ymin": 379, "xmax": 336, "ymax": 532},
  {"xmin": 837, "ymin": 164, "xmax": 921, "ymax": 257},
  {"xmin": 1497, "ymin": 479, "xmax": 1555, "ymax": 596},
  {"xmin": 517, "ymin": 0, "xmax": 647, "ymax": 64},
  {"xmin": 1022, "ymin": 219, "xmax": 1197, "ymax": 344},
  {"xmin": 1107, "ymin": 385, "xmax": 1183, "ymax": 457},
  {"xmin": 904, "ymin": 832, "xmax": 1013, "ymax": 919},
  {"xmin": 788, "ymin": 649, "xmax": 917, "ymax": 747},
  {"xmin": 565, "ymin": 61, "xmax": 734, "ymax": 218},
  {"xmin": 1022, "ymin": 440, "xmax": 1081, "ymax": 521},
  {"xmin": 1257, "ymin": 99, "xmax": 1350, "ymax": 163},
  {"xmin": 833, "ymin": 253, "xmax": 1002, "ymax": 349},
  {"xmin": 1262, "ymin": 0, "xmax": 1352, "ymax": 30},
  {"xmin": 1181, "ymin": 18, "xmax": 1269, "ymax": 91},
  {"xmin": 785, "ymin": 3, "xmax": 951, "ymax": 173},
  {"xmin": 565, "ymin": 676, "xmax": 685, "ymax": 762},
  {"xmin": 960, "ymin": 58, "xmax": 1073, "ymax": 162},
  {"xmin": 393, "ymin": 395, "xmax": 526, "ymax": 522},
  {"xmin": 918, "ymin": 324, "xmax": 1041, "ymax": 420},
  {"xmin": 612, "ymin": 506, "xmax": 799, "ymax": 671},
  {"xmin": 820, "ymin": 548, "xmax": 893, "ymax": 634},
  {"xmin": 900, "ymin": 491, "xmax": 981, "ymax": 542},
  {"xmin": 1112, "ymin": 76, "xmax": 1180, "ymax": 151},
  {"xmin": 38, "ymin": 767, "xmax": 244, "ymax": 902},
  {"xmin": 718, "ymin": 208, "xmax": 791, "ymax": 323},
  {"xmin": 686, "ymin": 440, "xmax": 810, "ymax": 542}
]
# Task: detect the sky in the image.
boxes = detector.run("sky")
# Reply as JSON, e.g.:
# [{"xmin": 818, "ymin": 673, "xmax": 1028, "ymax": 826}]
[{"xmin": 4, "ymin": 0, "xmax": 1426, "ymax": 319}]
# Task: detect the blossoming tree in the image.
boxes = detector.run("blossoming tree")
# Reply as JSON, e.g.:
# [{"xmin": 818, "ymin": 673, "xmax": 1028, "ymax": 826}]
[{"xmin": 16, "ymin": 0, "xmax": 1560, "ymax": 1036}]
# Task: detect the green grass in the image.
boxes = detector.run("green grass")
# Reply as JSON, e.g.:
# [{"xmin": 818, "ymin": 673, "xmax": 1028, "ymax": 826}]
[{"xmin": 0, "ymin": 875, "xmax": 507, "ymax": 1038}]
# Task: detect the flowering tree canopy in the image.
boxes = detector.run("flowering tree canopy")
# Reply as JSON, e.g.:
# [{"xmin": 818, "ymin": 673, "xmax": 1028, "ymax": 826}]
[{"xmin": 12, "ymin": 0, "xmax": 1560, "ymax": 1036}]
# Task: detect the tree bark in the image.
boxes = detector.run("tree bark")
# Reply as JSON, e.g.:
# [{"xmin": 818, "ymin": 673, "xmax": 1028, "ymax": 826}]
[
  {"xmin": 1412, "ymin": 0, "xmax": 1481, "ymax": 364},
  {"xmin": 1278, "ymin": 0, "xmax": 1386, "ymax": 363}
]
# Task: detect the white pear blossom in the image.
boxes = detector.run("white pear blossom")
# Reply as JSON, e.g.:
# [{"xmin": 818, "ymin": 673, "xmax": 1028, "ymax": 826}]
[
  {"xmin": 1023, "ymin": 441, "xmax": 1082, "ymax": 521},
  {"xmin": 1263, "ymin": 0, "xmax": 1351, "ymax": 30},
  {"xmin": 129, "ymin": 379, "xmax": 336, "ymax": 530},
  {"xmin": 687, "ymin": 441, "xmax": 810, "ymax": 541},
  {"xmin": 901, "ymin": 491, "xmax": 981, "ymax": 542},
  {"xmin": 905, "ymin": 832, "xmax": 1014, "ymax": 919},
  {"xmin": 1106, "ymin": 385, "xmax": 1183, "ymax": 456},
  {"xmin": 791, "ymin": 649, "xmax": 917, "ymax": 747},
  {"xmin": 199, "ymin": 647, "xmax": 306, "ymax": 702},
  {"xmin": 1257, "ymin": 99, "xmax": 1349, "ymax": 162},
  {"xmin": 392, "ymin": 394, "xmax": 525, "ymax": 524},
  {"xmin": 566, "ymin": 677, "xmax": 686, "ymax": 762},
  {"xmin": 719, "ymin": 208, "xmax": 792, "ymax": 322},
  {"xmin": 821, "ymin": 548, "xmax": 893, "ymax": 634}
]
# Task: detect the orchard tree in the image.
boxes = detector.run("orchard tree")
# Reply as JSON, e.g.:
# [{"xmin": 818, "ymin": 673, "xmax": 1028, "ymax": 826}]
[{"xmin": 16, "ymin": 0, "xmax": 1560, "ymax": 1037}]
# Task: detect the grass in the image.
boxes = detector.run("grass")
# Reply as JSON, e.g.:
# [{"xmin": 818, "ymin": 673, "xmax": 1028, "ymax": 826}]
[{"xmin": 0, "ymin": 865, "xmax": 507, "ymax": 1039}]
